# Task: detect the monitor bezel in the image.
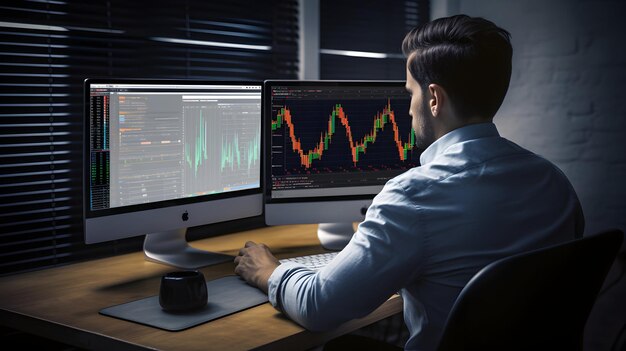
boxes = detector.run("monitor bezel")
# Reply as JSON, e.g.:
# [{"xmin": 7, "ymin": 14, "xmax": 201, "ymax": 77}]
[
  {"xmin": 83, "ymin": 78, "xmax": 264, "ymax": 221},
  {"xmin": 262, "ymin": 79, "xmax": 412, "ymax": 205}
]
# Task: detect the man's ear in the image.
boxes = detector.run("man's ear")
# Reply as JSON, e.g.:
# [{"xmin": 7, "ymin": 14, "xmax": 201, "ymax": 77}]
[{"xmin": 428, "ymin": 84, "xmax": 446, "ymax": 117}]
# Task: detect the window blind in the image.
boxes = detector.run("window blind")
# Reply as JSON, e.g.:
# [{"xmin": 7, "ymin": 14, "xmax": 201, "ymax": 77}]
[
  {"xmin": 0, "ymin": 0, "xmax": 298, "ymax": 276},
  {"xmin": 320, "ymin": 0, "xmax": 429, "ymax": 80}
]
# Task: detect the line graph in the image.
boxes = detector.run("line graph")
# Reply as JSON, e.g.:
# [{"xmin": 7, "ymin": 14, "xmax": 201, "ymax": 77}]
[
  {"xmin": 272, "ymin": 99, "xmax": 417, "ymax": 169},
  {"xmin": 185, "ymin": 108, "xmax": 260, "ymax": 176},
  {"xmin": 220, "ymin": 130, "xmax": 260, "ymax": 173},
  {"xmin": 185, "ymin": 111, "xmax": 209, "ymax": 176},
  {"xmin": 183, "ymin": 105, "xmax": 260, "ymax": 195}
]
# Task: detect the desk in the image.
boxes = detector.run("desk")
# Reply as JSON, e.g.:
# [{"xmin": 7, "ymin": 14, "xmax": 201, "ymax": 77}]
[{"xmin": 0, "ymin": 224, "xmax": 403, "ymax": 350}]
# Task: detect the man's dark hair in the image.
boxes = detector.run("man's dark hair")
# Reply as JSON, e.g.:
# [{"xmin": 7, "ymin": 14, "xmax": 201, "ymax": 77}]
[{"xmin": 402, "ymin": 14, "xmax": 512, "ymax": 120}]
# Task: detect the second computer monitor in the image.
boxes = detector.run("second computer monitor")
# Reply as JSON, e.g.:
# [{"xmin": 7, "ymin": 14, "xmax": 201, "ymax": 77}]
[
  {"xmin": 84, "ymin": 79, "xmax": 263, "ymax": 269},
  {"xmin": 264, "ymin": 80, "xmax": 422, "ymax": 249}
]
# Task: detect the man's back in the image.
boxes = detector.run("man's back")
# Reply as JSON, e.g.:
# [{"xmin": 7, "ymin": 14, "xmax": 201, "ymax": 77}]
[{"xmin": 384, "ymin": 122, "xmax": 584, "ymax": 350}]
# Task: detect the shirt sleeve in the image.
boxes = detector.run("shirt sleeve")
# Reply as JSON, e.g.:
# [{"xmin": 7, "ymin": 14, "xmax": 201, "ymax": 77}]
[{"xmin": 267, "ymin": 179, "xmax": 425, "ymax": 331}]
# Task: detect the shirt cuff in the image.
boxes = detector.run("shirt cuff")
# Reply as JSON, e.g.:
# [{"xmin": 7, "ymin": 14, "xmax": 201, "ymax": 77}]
[{"xmin": 268, "ymin": 261, "xmax": 306, "ymax": 309}]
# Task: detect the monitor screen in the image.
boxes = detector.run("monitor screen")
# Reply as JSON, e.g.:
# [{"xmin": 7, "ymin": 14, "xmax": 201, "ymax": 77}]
[
  {"xmin": 263, "ymin": 80, "xmax": 422, "ymax": 249},
  {"xmin": 84, "ymin": 79, "xmax": 263, "ymax": 268}
]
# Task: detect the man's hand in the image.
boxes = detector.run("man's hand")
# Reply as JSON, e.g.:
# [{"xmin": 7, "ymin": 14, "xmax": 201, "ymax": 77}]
[{"xmin": 234, "ymin": 241, "xmax": 280, "ymax": 294}]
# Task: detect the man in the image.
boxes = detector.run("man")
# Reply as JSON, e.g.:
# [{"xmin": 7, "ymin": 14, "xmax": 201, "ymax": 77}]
[{"xmin": 234, "ymin": 14, "xmax": 584, "ymax": 351}]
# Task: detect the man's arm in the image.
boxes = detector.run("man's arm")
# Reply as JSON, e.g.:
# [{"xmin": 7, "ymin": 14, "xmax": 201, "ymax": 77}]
[{"xmin": 235, "ymin": 179, "xmax": 424, "ymax": 331}]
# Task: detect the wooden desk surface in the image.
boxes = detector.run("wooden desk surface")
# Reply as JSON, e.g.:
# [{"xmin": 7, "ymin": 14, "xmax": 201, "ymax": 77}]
[{"xmin": 0, "ymin": 224, "xmax": 402, "ymax": 351}]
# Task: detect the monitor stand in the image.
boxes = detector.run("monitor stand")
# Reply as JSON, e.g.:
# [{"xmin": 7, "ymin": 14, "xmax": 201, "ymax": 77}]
[
  {"xmin": 317, "ymin": 223, "xmax": 356, "ymax": 251},
  {"xmin": 143, "ymin": 228, "xmax": 234, "ymax": 270}
]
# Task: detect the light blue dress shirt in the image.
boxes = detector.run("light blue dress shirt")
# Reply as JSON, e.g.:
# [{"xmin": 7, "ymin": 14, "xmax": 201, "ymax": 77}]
[{"xmin": 268, "ymin": 122, "xmax": 584, "ymax": 351}]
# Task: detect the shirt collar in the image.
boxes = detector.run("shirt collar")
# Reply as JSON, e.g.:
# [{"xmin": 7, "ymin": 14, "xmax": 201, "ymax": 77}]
[{"xmin": 419, "ymin": 122, "xmax": 500, "ymax": 165}]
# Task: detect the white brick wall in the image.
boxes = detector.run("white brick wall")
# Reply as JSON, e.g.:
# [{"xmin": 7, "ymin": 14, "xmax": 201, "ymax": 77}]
[{"xmin": 438, "ymin": 0, "xmax": 626, "ymax": 238}]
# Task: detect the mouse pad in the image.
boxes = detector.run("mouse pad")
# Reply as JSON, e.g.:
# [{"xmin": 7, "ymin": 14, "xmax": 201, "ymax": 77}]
[{"xmin": 100, "ymin": 275, "xmax": 269, "ymax": 331}]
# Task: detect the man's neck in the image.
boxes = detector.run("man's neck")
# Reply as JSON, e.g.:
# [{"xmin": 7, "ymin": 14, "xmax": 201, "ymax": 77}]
[{"xmin": 435, "ymin": 116, "xmax": 493, "ymax": 140}]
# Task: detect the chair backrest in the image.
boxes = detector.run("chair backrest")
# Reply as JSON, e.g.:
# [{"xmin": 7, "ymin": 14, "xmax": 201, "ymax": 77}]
[{"xmin": 436, "ymin": 229, "xmax": 624, "ymax": 351}]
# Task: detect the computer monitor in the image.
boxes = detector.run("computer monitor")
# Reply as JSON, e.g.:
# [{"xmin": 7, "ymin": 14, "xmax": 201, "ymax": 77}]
[
  {"xmin": 263, "ymin": 80, "xmax": 422, "ymax": 250},
  {"xmin": 84, "ymin": 79, "xmax": 263, "ymax": 269}
]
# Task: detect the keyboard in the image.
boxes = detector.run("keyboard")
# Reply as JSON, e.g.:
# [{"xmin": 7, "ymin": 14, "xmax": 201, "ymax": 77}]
[{"xmin": 279, "ymin": 251, "xmax": 339, "ymax": 271}]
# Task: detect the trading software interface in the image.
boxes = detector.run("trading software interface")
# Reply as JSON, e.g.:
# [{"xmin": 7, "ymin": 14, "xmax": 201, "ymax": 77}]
[
  {"xmin": 269, "ymin": 83, "xmax": 422, "ymax": 199},
  {"xmin": 88, "ymin": 83, "xmax": 261, "ymax": 211}
]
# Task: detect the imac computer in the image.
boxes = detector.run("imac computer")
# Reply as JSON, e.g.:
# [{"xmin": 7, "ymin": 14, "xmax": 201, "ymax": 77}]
[
  {"xmin": 264, "ymin": 80, "xmax": 422, "ymax": 250},
  {"xmin": 84, "ymin": 79, "xmax": 263, "ymax": 269}
]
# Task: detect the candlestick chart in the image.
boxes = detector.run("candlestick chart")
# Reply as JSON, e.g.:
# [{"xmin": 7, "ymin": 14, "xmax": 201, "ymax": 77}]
[{"xmin": 270, "ymin": 98, "xmax": 420, "ymax": 175}]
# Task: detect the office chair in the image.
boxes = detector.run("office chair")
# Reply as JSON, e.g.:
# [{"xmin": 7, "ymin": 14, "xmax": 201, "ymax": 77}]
[{"xmin": 436, "ymin": 228, "xmax": 624, "ymax": 351}]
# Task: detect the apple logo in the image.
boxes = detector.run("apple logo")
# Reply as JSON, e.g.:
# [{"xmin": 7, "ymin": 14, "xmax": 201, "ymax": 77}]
[{"xmin": 182, "ymin": 211, "xmax": 189, "ymax": 221}]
